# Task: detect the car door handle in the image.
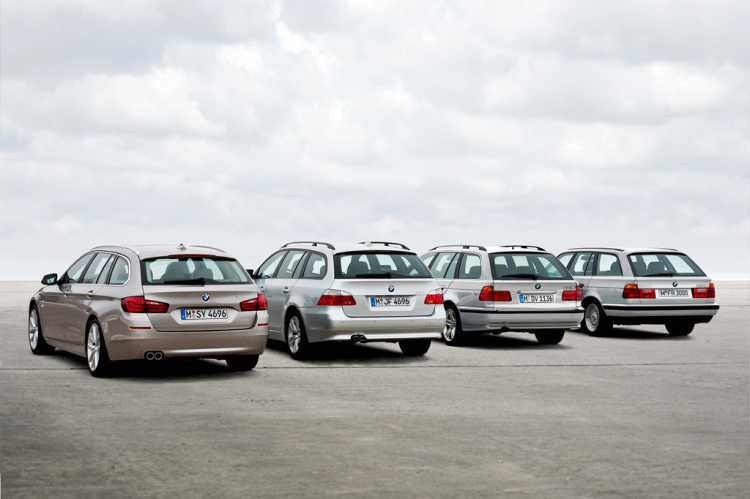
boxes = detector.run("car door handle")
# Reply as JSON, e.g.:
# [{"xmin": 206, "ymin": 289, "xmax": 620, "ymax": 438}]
[
  {"xmin": 87, "ymin": 290, "xmax": 94, "ymax": 298},
  {"xmin": 283, "ymin": 287, "xmax": 290, "ymax": 294}
]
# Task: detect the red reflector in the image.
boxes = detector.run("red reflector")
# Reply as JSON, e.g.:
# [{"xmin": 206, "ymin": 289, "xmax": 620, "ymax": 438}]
[
  {"xmin": 424, "ymin": 291, "xmax": 444, "ymax": 305},
  {"xmin": 257, "ymin": 323, "xmax": 269, "ymax": 327},
  {"xmin": 241, "ymin": 295, "xmax": 268, "ymax": 311},
  {"xmin": 622, "ymin": 284, "xmax": 639, "ymax": 299},
  {"xmin": 317, "ymin": 290, "xmax": 356, "ymax": 306},
  {"xmin": 121, "ymin": 296, "xmax": 146, "ymax": 313},
  {"xmin": 692, "ymin": 288, "xmax": 709, "ymax": 298},
  {"xmin": 128, "ymin": 326, "xmax": 152, "ymax": 330},
  {"xmin": 493, "ymin": 290, "xmax": 512, "ymax": 301},
  {"xmin": 479, "ymin": 286, "xmax": 494, "ymax": 301},
  {"xmin": 639, "ymin": 288, "xmax": 656, "ymax": 299}
]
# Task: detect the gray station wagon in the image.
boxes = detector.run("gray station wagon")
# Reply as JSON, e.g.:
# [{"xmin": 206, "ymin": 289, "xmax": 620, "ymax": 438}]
[{"xmin": 557, "ymin": 247, "xmax": 719, "ymax": 336}]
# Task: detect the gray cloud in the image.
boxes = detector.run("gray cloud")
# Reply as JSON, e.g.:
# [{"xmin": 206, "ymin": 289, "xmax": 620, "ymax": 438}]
[{"xmin": 1, "ymin": 0, "xmax": 748, "ymax": 278}]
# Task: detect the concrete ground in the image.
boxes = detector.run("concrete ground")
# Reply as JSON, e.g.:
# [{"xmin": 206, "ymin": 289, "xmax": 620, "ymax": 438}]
[{"xmin": 1, "ymin": 280, "xmax": 748, "ymax": 498}]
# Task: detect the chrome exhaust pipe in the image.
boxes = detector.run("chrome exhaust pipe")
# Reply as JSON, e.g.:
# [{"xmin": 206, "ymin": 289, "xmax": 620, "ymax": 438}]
[
  {"xmin": 154, "ymin": 352, "xmax": 163, "ymax": 361},
  {"xmin": 350, "ymin": 334, "xmax": 368, "ymax": 343},
  {"xmin": 145, "ymin": 352, "xmax": 155, "ymax": 361}
]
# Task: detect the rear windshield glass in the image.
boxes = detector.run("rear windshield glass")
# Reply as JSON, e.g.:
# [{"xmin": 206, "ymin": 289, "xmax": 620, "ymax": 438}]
[
  {"xmin": 142, "ymin": 257, "xmax": 250, "ymax": 285},
  {"xmin": 334, "ymin": 252, "xmax": 432, "ymax": 278},
  {"xmin": 490, "ymin": 253, "xmax": 572, "ymax": 280},
  {"xmin": 629, "ymin": 253, "xmax": 705, "ymax": 277}
]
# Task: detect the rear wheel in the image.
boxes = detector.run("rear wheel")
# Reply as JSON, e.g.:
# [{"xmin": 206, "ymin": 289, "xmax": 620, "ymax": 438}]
[
  {"xmin": 86, "ymin": 320, "xmax": 112, "ymax": 377},
  {"xmin": 582, "ymin": 301, "xmax": 612, "ymax": 336},
  {"xmin": 666, "ymin": 322, "xmax": 694, "ymax": 336},
  {"xmin": 226, "ymin": 355, "xmax": 259, "ymax": 371},
  {"xmin": 28, "ymin": 305, "xmax": 55, "ymax": 355},
  {"xmin": 442, "ymin": 306, "xmax": 464, "ymax": 346},
  {"xmin": 286, "ymin": 313, "xmax": 313, "ymax": 360},
  {"xmin": 399, "ymin": 339, "xmax": 431, "ymax": 356},
  {"xmin": 534, "ymin": 330, "xmax": 565, "ymax": 345}
]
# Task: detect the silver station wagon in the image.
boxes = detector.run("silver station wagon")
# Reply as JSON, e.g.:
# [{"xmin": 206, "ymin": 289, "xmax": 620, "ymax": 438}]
[
  {"xmin": 251, "ymin": 241, "xmax": 446, "ymax": 359},
  {"xmin": 557, "ymin": 247, "xmax": 719, "ymax": 336},
  {"xmin": 29, "ymin": 244, "xmax": 269, "ymax": 376},
  {"xmin": 420, "ymin": 245, "xmax": 584, "ymax": 345}
]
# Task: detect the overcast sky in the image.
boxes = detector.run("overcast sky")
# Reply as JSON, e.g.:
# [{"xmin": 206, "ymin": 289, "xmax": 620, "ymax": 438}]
[{"xmin": 1, "ymin": 0, "xmax": 748, "ymax": 279}]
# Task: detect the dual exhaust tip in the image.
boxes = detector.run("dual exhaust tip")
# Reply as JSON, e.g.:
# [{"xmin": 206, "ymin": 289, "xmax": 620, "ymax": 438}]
[
  {"xmin": 351, "ymin": 334, "xmax": 368, "ymax": 344},
  {"xmin": 145, "ymin": 351, "xmax": 163, "ymax": 361}
]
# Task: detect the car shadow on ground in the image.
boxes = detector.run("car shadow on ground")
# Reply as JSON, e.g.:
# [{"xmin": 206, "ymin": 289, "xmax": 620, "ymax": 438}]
[
  {"xmin": 452, "ymin": 333, "xmax": 573, "ymax": 350},
  {"xmin": 567, "ymin": 327, "xmax": 692, "ymax": 340},
  {"xmin": 265, "ymin": 339, "xmax": 431, "ymax": 365}
]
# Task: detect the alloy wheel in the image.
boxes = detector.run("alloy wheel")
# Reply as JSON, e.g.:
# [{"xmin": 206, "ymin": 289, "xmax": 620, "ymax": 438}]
[
  {"xmin": 585, "ymin": 303, "xmax": 600, "ymax": 331},
  {"xmin": 87, "ymin": 323, "xmax": 101, "ymax": 371},
  {"xmin": 288, "ymin": 316, "xmax": 302, "ymax": 354},
  {"xmin": 29, "ymin": 309, "xmax": 39, "ymax": 349},
  {"xmin": 444, "ymin": 308, "xmax": 457, "ymax": 342}
]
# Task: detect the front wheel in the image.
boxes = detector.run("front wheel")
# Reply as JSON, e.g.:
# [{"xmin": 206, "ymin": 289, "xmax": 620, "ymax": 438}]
[
  {"xmin": 581, "ymin": 301, "xmax": 612, "ymax": 336},
  {"xmin": 534, "ymin": 330, "xmax": 565, "ymax": 345},
  {"xmin": 286, "ymin": 313, "xmax": 313, "ymax": 360},
  {"xmin": 226, "ymin": 355, "xmax": 259, "ymax": 371},
  {"xmin": 666, "ymin": 322, "xmax": 694, "ymax": 336},
  {"xmin": 399, "ymin": 339, "xmax": 431, "ymax": 356},
  {"xmin": 86, "ymin": 320, "xmax": 112, "ymax": 377},
  {"xmin": 28, "ymin": 306, "xmax": 55, "ymax": 355}
]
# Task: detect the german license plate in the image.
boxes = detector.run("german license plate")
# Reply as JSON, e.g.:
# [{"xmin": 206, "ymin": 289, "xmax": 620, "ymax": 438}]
[
  {"xmin": 657, "ymin": 289, "xmax": 689, "ymax": 298},
  {"xmin": 519, "ymin": 294, "xmax": 554, "ymax": 303},
  {"xmin": 370, "ymin": 296, "xmax": 410, "ymax": 307},
  {"xmin": 181, "ymin": 308, "xmax": 228, "ymax": 320}
]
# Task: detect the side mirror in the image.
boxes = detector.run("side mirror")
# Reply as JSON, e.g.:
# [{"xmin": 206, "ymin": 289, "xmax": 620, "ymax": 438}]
[{"xmin": 42, "ymin": 273, "xmax": 58, "ymax": 285}]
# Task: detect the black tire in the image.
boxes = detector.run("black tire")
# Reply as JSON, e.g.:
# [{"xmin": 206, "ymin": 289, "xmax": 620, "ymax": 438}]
[
  {"xmin": 86, "ymin": 319, "xmax": 112, "ymax": 377},
  {"xmin": 226, "ymin": 355, "xmax": 259, "ymax": 371},
  {"xmin": 666, "ymin": 322, "xmax": 695, "ymax": 336},
  {"xmin": 399, "ymin": 339, "xmax": 431, "ymax": 356},
  {"xmin": 28, "ymin": 305, "xmax": 55, "ymax": 355},
  {"xmin": 285, "ymin": 312, "xmax": 313, "ymax": 360},
  {"xmin": 581, "ymin": 300, "xmax": 612, "ymax": 336},
  {"xmin": 534, "ymin": 330, "xmax": 565, "ymax": 345},
  {"xmin": 442, "ymin": 305, "xmax": 464, "ymax": 346}
]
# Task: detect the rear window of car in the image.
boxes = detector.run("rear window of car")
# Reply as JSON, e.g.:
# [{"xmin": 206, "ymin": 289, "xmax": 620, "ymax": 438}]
[
  {"xmin": 628, "ymin": 253, "xmax": 705, "ymax": 277},
  {"xmin": 334, "ymin": 252, "xmax": 432, "ymax": 278},
  {"xmin": 490, "ymin": 253, "xmax": 572, "ymax": 280},
  {"xmin": 141, "ymin": 256, "xmax": 250, "ymax": 285}
]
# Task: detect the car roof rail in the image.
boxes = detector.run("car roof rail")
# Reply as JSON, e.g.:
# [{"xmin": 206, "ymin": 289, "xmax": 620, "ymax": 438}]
[
  {"xmin": 359, "ymin": 241, "xmax": 411, "ymax": 250},
  {"xmin": 500, "ymin": 245, "xmax": 547, "ymax": 252},
  {"xmin": 655, "ymin": 247, "xmax": 679, "ymax": 251},
  {"xmin": 191, "ymin": 245, "xmax": 226, "ymax": 253},
  {"xmin": 569, "ymin": 247, "xmax": 625, "ymax": 252},
  {"xmin": 429, "ymin": 244, "xmax": 487, "ymax": 251},
  {"xmin": 282, "ymin": 241, "xmax": 336, "ymax": 250}
]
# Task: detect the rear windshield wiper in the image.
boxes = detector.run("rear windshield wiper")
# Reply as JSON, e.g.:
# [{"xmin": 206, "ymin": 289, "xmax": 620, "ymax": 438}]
[
  {"xmin": 645, "ymin": 272, "xmax": 675, "ymax": 277},
  {"xmin": 501, "ymin": 274, "xmax": 539, "ymax": 279},
  {"xmin": 163, "ymin": 278, "xmax": 206, "ymax": 285}
]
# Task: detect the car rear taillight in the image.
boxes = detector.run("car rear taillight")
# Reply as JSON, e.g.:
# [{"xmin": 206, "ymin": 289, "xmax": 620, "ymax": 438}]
[
  {"xmin": 479, "ymin": 286, "xmax": 512, "ymax": 302},
  {"xmin": 424, "ymin": 290, "xmax": 444, "ymax": 305},
  {"xmin": 317, "ymin": 289, "xmax": 357, "ymax": 306},
  {"xmin": 639, "ymin": 288, "xmax": 656, "ymax": 299},
  {"xmin": 240, "ymin": 295, "xmax": 268, "ymax": 311},
  {"xmin": 121, "ymin": 296, "xmax": 169, "ymax": 313},
  {"xmin": 623, "ymin": 284, "xmax": 639, "ymax": 299},
  {"xmin": 693, "ymin": 283, "xmax": 716, "ymax": 299},
  {"xmin": 708, "ymin": 283, "xmax": 715, "ymax": 298},
  {"xmin": 562, "ymin": 286, "xmax": 582, "ymax": 301}
]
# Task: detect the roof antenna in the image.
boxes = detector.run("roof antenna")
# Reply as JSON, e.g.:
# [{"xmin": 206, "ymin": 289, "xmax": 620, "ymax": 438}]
[
  {"xmin": 177, "ymin": 243, "xmax": 187, "ymax": 251},
  {"xmin": 364, "ymin": 241, "xmax": 372, "ymax": 247}
]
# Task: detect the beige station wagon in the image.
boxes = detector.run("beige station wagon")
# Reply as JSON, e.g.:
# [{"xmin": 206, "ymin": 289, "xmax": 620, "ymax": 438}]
[{"xmin": 28, "ymin": 244, "xmax": 269, "ymax": 376}]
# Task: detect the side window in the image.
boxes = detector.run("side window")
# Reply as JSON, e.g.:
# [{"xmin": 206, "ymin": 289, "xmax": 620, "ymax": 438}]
[
  {"xmin": 444, "ymin": 254, "xmax": 460, "ymax": 279},
  {"xmin": 96, "ymin": 255, "xmax": 116, "ymax": 284},
  {"xmin": 257, "ymin": 251, "xmax": 287, "ymax": 279},
  {"xmin": 431, "ymin": 252, "xmax": 457, "ymax": 278},
  {"xmin": 277, "ymin": 251, "xmax": 306, "ymax": 279},
  {"xmin": 569, "ymin": 252, "xmax": 593, "ymax": 277},
  {"xmin": 596, "ymin": 253, "xmax": 623, "ymax": 276},
  {"xmin": 458, "ymin": 254, "xmax": 482, "ymax": 279},
  {"xmin": 109, "ymin": 257, "xmax": 130, "ymax": 285},
  {"xmin": 302, "ymin": 253, "xmax": 327, "ymax": 279},
  {"xmin": 292, "ymin": 253, "xmax": 309, "ymax": 279},
  {"xmin": 558, "ymin": 253, "xmax": 574, "ymax": 268},
  {"xmin": 420, "ymin": 252, "xmax": 437, "ymax": 268},
  {"xmin": 81, "ymin": 253, "xmax": 112, "ymax": 284},
  {"xmin": 63, "ymin": 253, "xmax": 95, "ymax": 284}
]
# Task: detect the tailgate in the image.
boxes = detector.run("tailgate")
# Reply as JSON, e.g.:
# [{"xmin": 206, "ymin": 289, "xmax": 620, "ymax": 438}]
[
  {"xmin": 336, "ymin": 279, "xmax": 438, "ymax": 318},
  {"xmin": 494, "ymin": 279, "xmax": 580, "ymax": 311}
]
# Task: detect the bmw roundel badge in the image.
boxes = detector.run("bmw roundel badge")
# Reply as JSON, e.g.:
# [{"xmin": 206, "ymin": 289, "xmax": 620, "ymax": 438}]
[
  {"xmin": 202, "ymin": 293, "xmax": 210, "ymax": 301},
  {"xmin": 388, "ymin": 285, "xmax": 395, "ymax": 293},
  {"xmin": 535, "ymin": 283, "xmax": 541, "ymax": 290},
  {"xmin": 672, "ymin": 282, "xmax": 678, "ymax": 287}
]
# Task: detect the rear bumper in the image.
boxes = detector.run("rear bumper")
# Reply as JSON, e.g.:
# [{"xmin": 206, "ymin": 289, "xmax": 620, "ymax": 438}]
[
  {"xmin": 603, "ymin": 304, "xmax": 719, "ymax": 325},
  {"xmin": 105, "ymin": 325, "xmax": 269, "ymax": 361},
  {"xmin": 302, "ymin": 307, "xmax": 446, "ymax": 343},
  {"xmin": 459, "ymin": 307, "xmax": 585, "ymax": 332}
]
